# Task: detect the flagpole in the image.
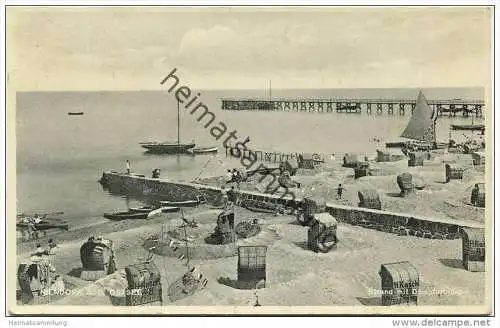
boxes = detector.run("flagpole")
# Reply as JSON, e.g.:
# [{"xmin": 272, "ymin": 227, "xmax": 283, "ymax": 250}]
[
  {"xmin": 177, "ymin": 99, "xmax": 180, "ymax": 147},
  {"xmin": 182, "ymin": 210, "xmax": 190, "ymax": 269}
]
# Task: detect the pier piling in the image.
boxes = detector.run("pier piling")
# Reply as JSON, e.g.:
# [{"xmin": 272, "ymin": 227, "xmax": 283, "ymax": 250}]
[{"xmin": 221, "ymin": 98, "xmax": 484, "ymax": 117}]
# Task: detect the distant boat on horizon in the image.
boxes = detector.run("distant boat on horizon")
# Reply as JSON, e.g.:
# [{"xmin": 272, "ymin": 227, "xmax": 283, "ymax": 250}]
[{"xmin": 68, "ymin": 112, "xmax": 84, "ymax": 116}]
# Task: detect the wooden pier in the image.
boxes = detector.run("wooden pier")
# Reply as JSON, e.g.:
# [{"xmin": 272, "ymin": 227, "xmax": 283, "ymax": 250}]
[
  {"xmin": 225, "ymin": 146, "xmax": 299, "ymax": 164},
  {"xmin": 221, "ymin": 98, "xmax": 485, "ymax": 117}
]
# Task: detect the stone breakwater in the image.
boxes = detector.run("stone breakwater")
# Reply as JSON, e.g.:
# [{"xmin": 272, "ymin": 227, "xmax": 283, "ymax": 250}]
[{"xmin": 99, "ymin": 171, "xmax": 483, "ymax": 240}]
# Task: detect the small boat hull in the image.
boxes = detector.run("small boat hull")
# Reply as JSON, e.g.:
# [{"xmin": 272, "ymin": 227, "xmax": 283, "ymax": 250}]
[
  {"xmin": 161, "ymin": 206, "xmax": 181, "ymax": 213},
  {"xmin": 385, "ymin": 141, "xmax": 448, "ymax": 150},
  {"xmin": 103, "ymin": 211, "xmax": 149, "ymax": 221},
  {"xmin": 451, "ymin": 124, "xmax": 485, "ymax": 132},
  {"xmin": 186, "ymin": 147, "xmax": 218, "ymax": 155},
  {"xmin": 17, "ymin": 219, "xmax": 69, "ymax": 231},
  {"xmin": 140, "ymin": 142, "xmax": 195, "ymax": 154},
  {"xmin": 385, "ymin": 141, "xmax": 406, "ymax": 148},
  {"xmin": 129, "ymin": 206, "xmax": 156, "ymax": 213},
  {"xmin": 68, "ymin": 112, "xmax": 84, "ymax": 116},
  {"xmin": 160, "ymin": 200, "xmax": 199, "ymax": 207}
]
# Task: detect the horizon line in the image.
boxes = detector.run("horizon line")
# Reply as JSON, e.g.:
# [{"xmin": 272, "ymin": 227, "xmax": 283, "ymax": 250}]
[{"xmin": 15, "ymin": 86, "xmax": 485, "ymax": 93}]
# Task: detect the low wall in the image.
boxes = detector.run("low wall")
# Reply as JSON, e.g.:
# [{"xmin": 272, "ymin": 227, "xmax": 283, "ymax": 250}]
[
  {"xmin": 99, "ymin": 171, "xmax": 483, "ymax": 240},
  {"xmin": 99, "ymin": 171, "xmax": 221, "ymax": 204}
]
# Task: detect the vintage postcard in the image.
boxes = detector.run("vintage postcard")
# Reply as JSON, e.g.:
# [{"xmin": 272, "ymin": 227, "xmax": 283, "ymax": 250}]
[{"xmin": 5, "ymin": 6, "xmax": 493, "ymax": 315}]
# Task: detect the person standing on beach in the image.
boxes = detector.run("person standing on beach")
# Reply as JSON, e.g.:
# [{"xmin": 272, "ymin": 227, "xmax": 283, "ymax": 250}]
[
  {"xmin": 126, "ymin": 160, "xmax": 131, "ymax": 174},
  {"xmin": 226, "ymin": 170, "xmax": 233, "ymax": 184},
  {"xmin": 227, "ymin": 186, "xmax": 237, "ymax": 204},
  {"xmin": 337, "ymin": 184, "xmax": 345, "ymax": 200},
  {"xmin": 471, "ymin": 184, "xmax": 480, "ymax": 206}
]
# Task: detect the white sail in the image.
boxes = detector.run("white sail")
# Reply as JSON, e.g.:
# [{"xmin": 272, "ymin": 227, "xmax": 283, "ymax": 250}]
[{"xmin": 400, "ymin": 91, "xmax": 437, "ymax": 142}]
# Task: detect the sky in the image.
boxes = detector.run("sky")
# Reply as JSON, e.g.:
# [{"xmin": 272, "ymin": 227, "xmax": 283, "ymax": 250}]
[{"xmin": 7, "ymin": 7, "xmax": 492, "ymax": 91}]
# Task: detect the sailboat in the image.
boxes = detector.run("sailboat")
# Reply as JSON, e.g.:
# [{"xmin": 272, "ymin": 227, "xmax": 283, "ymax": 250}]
[
  {"xmin": 386, "ymin": 91, "xmax": 446, "ymax": 149},
  {"xmin": 140, "ymin": 99, "xmax": 195, "ymax": 154}
]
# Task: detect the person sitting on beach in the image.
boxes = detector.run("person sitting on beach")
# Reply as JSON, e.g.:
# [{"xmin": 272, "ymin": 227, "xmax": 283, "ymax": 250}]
[
  {"xmin": 152, "ymin": 168, "xmax": 161, "ymax": 179},
  {"xmin": 32, "ymin": 214, "xmax": 42, "ymax": 224},
  {"xmin": 46, "ymin": 239, "xmax": 58, "ymax": 255},
  {"xmin": 232, "ymin": 169, "xmax": 239, "ymax": 181},
  {"xmin": 33, "ymin": 244, "xmax": 45, "ymax": 256}
]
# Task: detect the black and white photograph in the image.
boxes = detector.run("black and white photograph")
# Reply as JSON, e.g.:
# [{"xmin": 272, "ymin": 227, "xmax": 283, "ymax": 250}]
[{"xmin": 5, "ymin": 5, "xmax": 493, "ymax": 316}]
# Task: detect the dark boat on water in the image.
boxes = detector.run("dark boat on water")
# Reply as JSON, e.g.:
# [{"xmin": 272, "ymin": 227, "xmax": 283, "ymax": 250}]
[
  {"xmin": 140, "ymin": 142, "xmax": 195, "ymax": 154},
  {"xmin": 17, "ymin": 218, "xmax": 69, "ymax": 231},
  {"xmin": 451, "ymin": 124, "xmax": 485, "ymax": 132},
  {"xmin": 140, "ymin": 99, "xmax": 195, "ymax": 154},
  {"xmin": 103, "ymin": 211, "xmax": 149, "ymax": 221},
  {"xmin": 186, "ymin": 146, "xmax": 218, "ymax": 155},
  {"xmin": 68, "ymin": 112, "xmax": 84, "ymax": 116}
]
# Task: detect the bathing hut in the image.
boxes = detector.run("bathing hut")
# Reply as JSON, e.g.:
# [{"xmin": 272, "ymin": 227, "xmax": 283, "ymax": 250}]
[
  {"xmin": 298, "ymin": 153, "xmax": 320, "ymax": 169},
  {"xmin": 358, "ymin": 189, "xmax": 382, "ymax": 210},
  {"xmin": 280, "ymin": 158, "xmax": 299, "ymax": 176},
  {"xmin": 445, "ymin": 164, "xmax": 465, "ymax": 183},
  {"xmin": 237, "ymin": 246, "xmax": 267, "ymax": 289},
  {"xmin": 79, "ymin": 238, "xmax": 116, "ymax": 281},
  {"xmin": 211, "ymin": 212, "xmax": 236, "ymax": 245},
  {"xmin": 397, "ymin": 172, "xmax": 414, "ymax": 196},
  {"xmin": 354, "ymin": 161, "xmax": 370, "ymax": 179},
  {"xmin": 379, "ymin": 261, "xmax": 419, "ymax": 306},
  {"xmin": 17, "ymin": 257, "xmax": 56, "ymax": 304},
  {"xmin": 461, "ymin": 228, "xmax": 485, "ymax": 272},
  {"xmin": 471, "ymin": 152, "xmax": 485, "ymax": 166},
  {"xmin": 297, "ymin": 196, "xmax": 327, "ymax": 226},
  {"xmin": 408, "ymin": 152, "xmax": 425, "ymax": 167},
  {"xmin": 474, "ymin": 183, "xmax": 486, "ymax": 207},
  {"xmin": 343, "ymin": 153, "xmax": 360, "ymax": 168},
  {"xmin": 307, "ymin": 213, "xmax": 338, "ymax": 253},
  {"xmin": 124, "ymin": 262, "xmax": 163, "ymax": 306}
]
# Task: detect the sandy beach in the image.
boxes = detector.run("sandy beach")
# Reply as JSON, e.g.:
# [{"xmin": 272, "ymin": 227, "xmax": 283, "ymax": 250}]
[{"xmin": 15, "ymin": 150, "xmax": 486, "ymax": 308}]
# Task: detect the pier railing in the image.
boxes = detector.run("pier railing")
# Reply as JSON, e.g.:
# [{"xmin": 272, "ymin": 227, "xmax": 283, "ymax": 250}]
[
  {"xmin": 225, "ymin": 145, "xmax": 299, "ymax": 164},
  {"xmin": 221, "ymin": 98, "xmax": 484, "ymax": 117}
]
